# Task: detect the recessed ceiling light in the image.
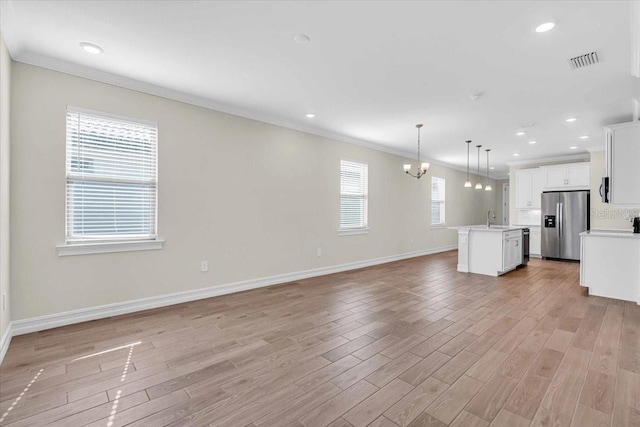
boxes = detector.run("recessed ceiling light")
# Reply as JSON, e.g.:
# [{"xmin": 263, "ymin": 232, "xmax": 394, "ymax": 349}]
[
  {"xmin": 294, "ymin": 34, "xmax": 311, "ymax": 44},
  {"xmin": 529, "ymin": 140, "xmax": 537, "ymax": 144},
  {"xmin": 305, "ymin": 113, "xmax": 315, "ymax": 118},
  {"xmin": 79, "ymin": 42, "xmax": 103, "ymax": 55},
  {"xmin": 516, "ymin": 131, "xmax": 526, "ymax": 136},
  {"xmin": 579, "ymin": 135, "xmax": 589, "ymax": 139},
  {"xmin": 514, "ymin": 153, "xmax": 520, "ymax": 157},
  {"xmin": 570, "ymin": 146, "xmax": 578, "ymax": 150},
  {"xmin": 490, "ymin": 166, "xmax": 495, "ymax": 170},
  {"xmin": 535, "ymin": 22, "xmax": 555, "ymax": 33},
  {"xmin": 566, "ymin": 117, "xmax": 577, "ymax": 122}
]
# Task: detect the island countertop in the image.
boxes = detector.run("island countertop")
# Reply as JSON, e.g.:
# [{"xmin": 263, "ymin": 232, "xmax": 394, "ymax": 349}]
[
  {"xmin": 449, "ymin": 225, "xmax": 527, "ymax": 233},
  {"xmin": 580, "ymin": 229, "xmax": 640, "ymax": 239}
]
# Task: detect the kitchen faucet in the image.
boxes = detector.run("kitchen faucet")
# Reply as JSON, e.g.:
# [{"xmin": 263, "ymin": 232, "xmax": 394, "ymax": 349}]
[{"xmin": 487, "ymin": 209, "xmax": 496, "ymax": 228}]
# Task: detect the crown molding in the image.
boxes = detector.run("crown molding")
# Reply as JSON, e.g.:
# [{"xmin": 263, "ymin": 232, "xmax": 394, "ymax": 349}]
[
  {"xmin": 505, "ymin": 153, "xmax": 590, "ymax": 167},
  {"xmin": 11, "ymin": 51, "xmax": 476, "ymax": 177}
]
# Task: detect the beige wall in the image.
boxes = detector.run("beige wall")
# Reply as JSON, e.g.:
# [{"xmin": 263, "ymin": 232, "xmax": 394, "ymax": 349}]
[
  {"xmin": 590, "ymin": 150, "xmax": 639, "ymax": 230},
  {"xmin": 0, "ymin": 36, "xmax": 10, "ymax": 340},
  {"xmin": 10, "ymin": 62, "xmax": 500, "ymax": 321}
]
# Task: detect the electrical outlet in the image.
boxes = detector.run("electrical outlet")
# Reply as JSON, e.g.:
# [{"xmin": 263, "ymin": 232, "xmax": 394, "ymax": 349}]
[
  {"xmin": 317, "ymin": 248, "xmax": 322, "ymax": 257},
  {"xmin": 201, "ymin": 261, "xmax": 209, "ymax": 272}
]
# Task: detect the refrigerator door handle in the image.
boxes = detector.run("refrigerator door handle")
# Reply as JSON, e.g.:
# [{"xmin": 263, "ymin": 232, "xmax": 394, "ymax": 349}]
[
  {"xmin": 559, "ymin": 202, "xmax": 563, "ymax": 239},
  {"xmin": 556, "ymin": 203, "xmax": 561, "ymax": 239}
]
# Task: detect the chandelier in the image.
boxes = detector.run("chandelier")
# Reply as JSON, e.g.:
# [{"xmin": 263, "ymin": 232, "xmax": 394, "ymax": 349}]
[{"xmin": 403, "ymin": 124, "xmax": 430, "ymax": 179}]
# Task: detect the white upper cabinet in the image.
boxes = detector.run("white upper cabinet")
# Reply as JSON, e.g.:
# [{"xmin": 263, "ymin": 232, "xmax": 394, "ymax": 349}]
[
  {"xmin": 605, "ymin": 122, "xmax": 640, "ymax": 206},
  {"xmin": 516, "ymin": 168, "xmax": 544, "ymax": 209},
  {"xmin": 542, "ymin": 163, "xmax": 590, "ymax": 190}
]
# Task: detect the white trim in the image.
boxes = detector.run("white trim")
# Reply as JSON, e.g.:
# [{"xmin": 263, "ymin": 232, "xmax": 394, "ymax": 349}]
[
  {"xmin": 632, "ymin": 0, "xmax": 640, "ymax": 78},
  {"xmin": 11, "ymin": 244, "xmax": 457, "ymax": 337},
  {"xmin": 505, "ymin": 153, "xmax": 589, "ymax": 167},
  {"xmin": 4, "ymin": 53, "xmax": 480, "ymax": 176},
  {"xmin": 67, "ymin": 105, "xmax": 158, "ymax": 127},
  {"xmin": 0, "ymin": 322, "xmax": 12, "ymax": 365},
  {"xmin": 338, "ymin": 228, "xmax": 370, "ymax": 236},
  {"xmin": 57, "ymin": 239, "xmax": 165, "ymax": 256}
]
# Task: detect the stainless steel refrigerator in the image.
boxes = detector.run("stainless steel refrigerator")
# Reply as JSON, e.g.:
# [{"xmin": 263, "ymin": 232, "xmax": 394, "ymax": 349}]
[{"xmin": 541, "ymin": 190, "xmax": 590, "ymax": 261}]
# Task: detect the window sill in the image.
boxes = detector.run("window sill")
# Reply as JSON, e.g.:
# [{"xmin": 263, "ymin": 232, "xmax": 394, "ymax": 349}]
[
  {"xmin": 57, "ymin": 239, "xmax": 165, "ymax": 256},
  {"xmin": 431, "ymin": 224, "xmax": 448, "ymax": 229},
  {"xmin": 338, "ymin": 228, "xmax": 370, "ymax": 236}
]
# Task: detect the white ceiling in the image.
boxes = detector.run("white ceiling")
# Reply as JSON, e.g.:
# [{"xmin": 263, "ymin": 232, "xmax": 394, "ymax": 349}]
[{"xmin": 2, "ymin": 0, "xmax": 639, "ymax": 177}]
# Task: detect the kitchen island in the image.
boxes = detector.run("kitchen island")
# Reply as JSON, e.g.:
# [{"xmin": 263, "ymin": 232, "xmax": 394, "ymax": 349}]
[
  {"xmin": 580, "ymin": 230, "xmax": 640, "ymax": 304},
  {"xmin": 454, "ymin": 225, "xmax": 525, "ymax": 277}
]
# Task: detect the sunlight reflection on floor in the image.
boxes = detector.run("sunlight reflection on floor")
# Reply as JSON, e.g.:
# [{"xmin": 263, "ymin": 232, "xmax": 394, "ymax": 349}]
[
  {"xmin": 106, "ymin": 344, "xmax": 135, "ymax": 427},
  {"xmin": 0, "ymin": 368, "xmax": 44, "ymax": 423}
]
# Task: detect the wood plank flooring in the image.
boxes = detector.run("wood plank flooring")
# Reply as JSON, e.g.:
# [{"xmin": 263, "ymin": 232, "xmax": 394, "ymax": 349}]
[{"xmin": 1, "ymin": 251, "xmax": 639, "ymax": 426}]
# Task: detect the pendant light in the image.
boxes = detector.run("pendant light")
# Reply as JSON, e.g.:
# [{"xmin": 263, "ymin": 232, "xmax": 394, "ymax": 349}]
[
  {"xmin": 475, "ymin": 145, "xmax": 483, "ymax": 190},
  {"xmin": 464, "ymin": 141, "xmax": 472, "ymax": 188},
  {"xmin": 403, "ymin": 124, "xmax": 430, "ymax": 179},
  {"xmin": 485, "ymin": 149, "xmax": 492, "ymax": 191}
]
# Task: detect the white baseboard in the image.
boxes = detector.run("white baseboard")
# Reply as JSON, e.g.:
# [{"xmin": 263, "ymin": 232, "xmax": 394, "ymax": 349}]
[
  {"xmin": 9, "ymin": 245, "xmax": 457, "ymax": 340},
  {"xmin": 0, "ymin": 322, "xmax": 12, "ymax": 364}
]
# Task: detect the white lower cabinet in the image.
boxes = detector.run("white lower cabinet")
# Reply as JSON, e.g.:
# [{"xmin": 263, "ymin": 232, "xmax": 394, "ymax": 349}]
[
  {"xmin": 580, "ymin": 232, "xmax": 640, "ymax": 303},
  {"xmin": 461, "ymin": 228, "xmax": 523, "ymax": 277},
  {"xmin": 530, "ymin": 227, "xmax": 541, "ymax": 257},
  {"xmin": 503, "ymin": 230, "xmax": 523, "ymax": 272}
]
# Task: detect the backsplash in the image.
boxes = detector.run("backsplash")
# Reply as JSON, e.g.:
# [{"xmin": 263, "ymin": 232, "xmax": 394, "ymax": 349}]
[{"xmin": 515, "ymin": 209, "xmax": 542, "ymax": 226}]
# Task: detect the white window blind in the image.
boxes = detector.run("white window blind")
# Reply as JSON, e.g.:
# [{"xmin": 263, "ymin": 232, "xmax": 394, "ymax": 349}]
[
  {"xmin": 340, "ymin": 160, "xmax": 368, "ymax": 230},
  {"xmin": 431, "ymin": 176, "xmax": 446, "ymax": 226},
  {"xmin": 66, "ymin": 108, "xmax": 158, "ymax": 242}
]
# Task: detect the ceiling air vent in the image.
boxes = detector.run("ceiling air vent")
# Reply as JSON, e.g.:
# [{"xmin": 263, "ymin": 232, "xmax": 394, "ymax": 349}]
[{"xmin": 568, "ymin": 51, "xmax": 601, "ymax": 70}]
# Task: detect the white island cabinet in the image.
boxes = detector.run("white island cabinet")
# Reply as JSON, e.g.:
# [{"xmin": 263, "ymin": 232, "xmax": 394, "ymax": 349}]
[
  {"xmin": 580, "ymin": 230, "xmax": 640, "ymax": 304},
  {"xmin": 455, "ymin": 226, "xmax": 523, "ymax": 277}
]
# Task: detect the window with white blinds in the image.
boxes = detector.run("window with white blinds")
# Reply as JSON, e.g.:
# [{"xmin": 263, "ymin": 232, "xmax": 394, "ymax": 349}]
[
  {"xmin": 65, "ymin": 107, "xmax": 158, "ymax": 242},
  {"xmin": 431, "ymin": 176, "xmax": 446, "ymax": 226},
  {"xmin": 340, "ymin": 160, "xmax": 368, "ymax": 230}
]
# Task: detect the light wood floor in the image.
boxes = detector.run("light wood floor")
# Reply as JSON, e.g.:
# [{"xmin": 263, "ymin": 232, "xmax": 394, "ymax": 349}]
[{"xmin": 1, "ymin": 251, "xmax": 639, "ymax": 427}]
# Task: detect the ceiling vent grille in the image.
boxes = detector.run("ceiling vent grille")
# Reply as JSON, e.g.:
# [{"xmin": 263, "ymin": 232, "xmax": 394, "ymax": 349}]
[{"xmin": 568, "ymin": 51, "xmax": 601, "ymax": 70}]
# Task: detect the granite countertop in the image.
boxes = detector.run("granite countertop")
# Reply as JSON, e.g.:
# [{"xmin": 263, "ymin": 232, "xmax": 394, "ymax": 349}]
[{"xmin": 580, "ymin": 229, "xmax": 640, "ymax": 239}]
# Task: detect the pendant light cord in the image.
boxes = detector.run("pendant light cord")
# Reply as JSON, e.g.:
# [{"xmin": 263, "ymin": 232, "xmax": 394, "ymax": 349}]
[
  {"xmin": 486, "ymin": 149, "xmax": 490, "ymax": 179},
  {"xmin": 466, "ymin": 141, "xmax": 470, "ymax": 180}
]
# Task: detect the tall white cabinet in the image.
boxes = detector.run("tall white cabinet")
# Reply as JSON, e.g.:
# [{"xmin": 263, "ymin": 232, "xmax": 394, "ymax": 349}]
[
  {"xmin": 605, "ymin": 121, "xmax": 640, "ymax": 205},
  {"xmin": 515, "ymin": 168, "xmax": 544, "ymax": 209}
]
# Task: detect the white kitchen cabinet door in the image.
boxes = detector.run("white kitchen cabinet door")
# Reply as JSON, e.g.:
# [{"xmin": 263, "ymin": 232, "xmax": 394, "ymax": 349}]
[
  {"xmin": 516, "ymin": 168, "xmax": 543, "ymax": 209},
  {"xmin": 503, "ymin": 237, "xmax": 522, "ymax": 271},
  {"xmin": 545, "ymin": 167, "xmax": 567, "ymax": 188},
  {"xmin": 606, "ymin": 122, "xmax": 640, "ymax": 205},
  {"xmin": 530, "ymin": 170, "xmax": 544, "ymax": 209},
  {"xmin": 516, "ymin": 169, "xmax": 533, "ymax": 208},
  {"xmin": 567, "ymin": 164, "xmax": 590, "ymax": 187},
  {"xmin": 543, "ymin": 163, "xmax": 590, "ymax": 190},
  {"xmin": 530, "ymin": 228, "xmax": 541, "ymax": 256}
]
